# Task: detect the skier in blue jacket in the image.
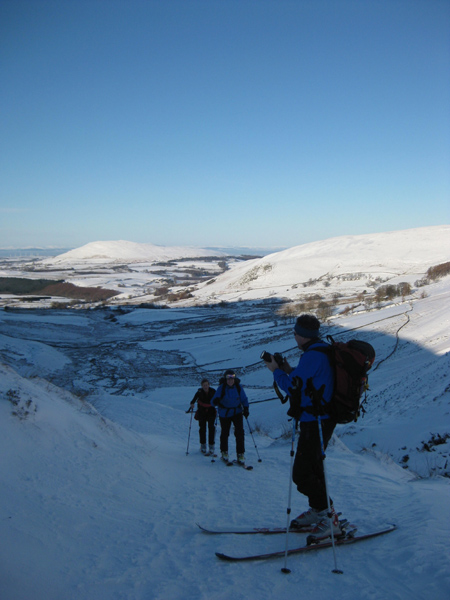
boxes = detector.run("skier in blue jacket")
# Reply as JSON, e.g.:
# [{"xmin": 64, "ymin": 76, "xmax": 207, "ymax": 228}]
[
  {"xmin": 264, "ymin": 314, "xmax": 341, "ymax": 540},
  {"xmin": 213, "ymin": 369, "xmax": 249, "ymax": 466}
]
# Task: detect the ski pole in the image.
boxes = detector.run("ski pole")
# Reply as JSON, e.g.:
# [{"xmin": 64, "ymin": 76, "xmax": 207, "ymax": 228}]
[
  {"xmin": 281, "ymin": 417, "xmax": 297, "ymax": 574},
  {"xmin": 305, "ymin": 377, "xmax": 343, "ymax": 575},
  {"xmin": 186, "ymin": 408, "xmax": 194, "ymax": 455},
  {"xmin": 248, "ymin": 396, "xmax": 279, "ymax": 405},
  {"xmin": 244, "ymin": 414, "xmax": 262, "ymax": 462},
  {"xmin": 211, "ymin": 405, "xmax": 219, "ymax": 462},
  {"xmin": 317, "ymin": 413, "xmax": 343, "ymax": 575}
]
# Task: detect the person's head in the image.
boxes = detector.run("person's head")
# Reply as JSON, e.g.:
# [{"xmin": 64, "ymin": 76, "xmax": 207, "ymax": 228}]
[
  {"xmin": 201, "ymin": 378, "xmax": 210, "ymax": 392},
  {"xmin": 293, "ymin": 314, "xmax": 320, "ymax": 349},
  {"xmin": 224, "ymin": 369, "xmax": 236, "ymax": 386}
]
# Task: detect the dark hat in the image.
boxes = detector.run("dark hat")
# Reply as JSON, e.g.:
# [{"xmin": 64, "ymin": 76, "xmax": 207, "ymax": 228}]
[
  {"xmin": 224, "ymin": 369, "xmax": 236, "ymax": 378},
  {"xmin": 294, "ymin": 314, "xmax": 320, "ymax": 338},
  {"xmin": 294, "ymin": 322, "xmax": 320, "ymax": 338}
]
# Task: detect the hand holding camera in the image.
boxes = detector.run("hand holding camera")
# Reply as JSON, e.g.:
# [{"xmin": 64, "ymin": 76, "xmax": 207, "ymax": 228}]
[{"xmin": 260, "ymin": 350, "xmax": 291, "ymax": 373}]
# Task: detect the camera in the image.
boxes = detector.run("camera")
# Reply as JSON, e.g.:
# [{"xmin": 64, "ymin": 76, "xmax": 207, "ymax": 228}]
[{"xmin": 260, "ymin": 351, "xmax": 285, "ymax": 368}]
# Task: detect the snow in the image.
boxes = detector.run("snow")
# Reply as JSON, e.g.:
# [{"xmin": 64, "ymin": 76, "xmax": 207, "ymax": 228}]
[{"xmin": 1, "ymin": 228, "xmax": 450, "ymax": 599}]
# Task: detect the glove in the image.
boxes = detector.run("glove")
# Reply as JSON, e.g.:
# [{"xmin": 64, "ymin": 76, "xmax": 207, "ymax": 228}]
[
  {"xmin": 186, "ymin": 405, "xmax": 194, "ymax": 413},
  {"xmin": 243, "ymin": 406, "xmax": 249, "ymax": 418}
]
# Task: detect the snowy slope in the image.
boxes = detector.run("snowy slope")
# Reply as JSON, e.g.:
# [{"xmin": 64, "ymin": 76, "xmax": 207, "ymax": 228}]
[
  {"xmin": 1, "ymin": 358, "xmax": 449, "ymax": 600},
  {"xmin": 1, "ymin": 274, "xmax": 450, "ymax": 599},
  {"xmin": 191, "ymin": 225, "xmax": 450, "ymax": 303}
]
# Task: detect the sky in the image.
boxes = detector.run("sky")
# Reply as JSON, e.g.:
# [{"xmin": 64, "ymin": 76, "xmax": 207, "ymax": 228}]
[{"xmin": 1, "ymin": 0, "xmax": 449, "ymax": 250}]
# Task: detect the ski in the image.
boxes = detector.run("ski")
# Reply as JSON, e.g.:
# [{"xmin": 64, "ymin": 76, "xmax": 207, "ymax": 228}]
[
  {"xmin": 215, "ymin": 524, "xmax": 397, "ymax": 562},
  {"xmin": 198, "ymin": 513, "xmax": 346, "ymax": 535},
  {"xmin": 212, "ymin": 457, "xmax": 252, "ymax": 468},
  {"xmin": 232, "ymin": 460, "xmax": 253, "ymax": 471},
  {"xmin": 197, "ymin": 523, "xmax": 316, "ymax": 535}
]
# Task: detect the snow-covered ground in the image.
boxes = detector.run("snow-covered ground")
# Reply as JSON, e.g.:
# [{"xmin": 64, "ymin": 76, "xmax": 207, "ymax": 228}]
[{"xmin": 1, "ymin": 266, "xmax": 449, "ymax": 599}]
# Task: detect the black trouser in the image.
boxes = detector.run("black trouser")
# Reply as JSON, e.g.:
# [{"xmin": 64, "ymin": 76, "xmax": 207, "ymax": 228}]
[
  {"xmin": 292, "ymin": 419, "xmax": 336, "ymax": 512},
  {"xmin": 219, "ymin": 413, "xmax": 245, "ymax": 455},
  {"xmin": 198, "ymin": 408, "xmax": 216, "ymax": 446}
]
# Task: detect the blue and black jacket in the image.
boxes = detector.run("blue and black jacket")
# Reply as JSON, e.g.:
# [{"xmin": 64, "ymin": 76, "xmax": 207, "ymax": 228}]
[
  {"xmin": 212, "ymin": 378, "xmax": 249, "ymax": 418},
  {"xmin": 273, "ymin": 339, "xmax": 334, "ymax": 422}
]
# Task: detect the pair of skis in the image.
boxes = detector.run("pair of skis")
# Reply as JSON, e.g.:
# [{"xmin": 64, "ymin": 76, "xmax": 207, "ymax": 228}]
[
  {"xmin": 212, "ymin": 456, "xmax": 253, "ymax": 470},
  {"xmin": 198, "ymin": 522, "xmax": 397, "ymax": 562}
]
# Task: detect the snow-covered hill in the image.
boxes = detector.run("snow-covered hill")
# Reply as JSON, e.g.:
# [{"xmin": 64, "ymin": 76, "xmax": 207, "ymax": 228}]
[
  {"xmin": 44, "ymin": 240, "xmax": 226, "ymax": 265},
  {"xmin": 191, "ymin": 225, "xmax": 450, "ymax": 304}
]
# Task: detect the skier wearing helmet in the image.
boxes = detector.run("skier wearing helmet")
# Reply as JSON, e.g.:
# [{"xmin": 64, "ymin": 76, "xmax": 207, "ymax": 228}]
[{"xmin": 212, "ymin": 369, "xmax": 249, "ymax": 466}]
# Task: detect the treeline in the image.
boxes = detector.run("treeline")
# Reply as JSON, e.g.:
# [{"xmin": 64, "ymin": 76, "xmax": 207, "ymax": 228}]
[
  {"xmin": 0, "ymin": 277, "xmax": 118, "ymax": 302},
  {"xmin": 427, "ymin": 261, "xmax": 450, "ymax": 281},
  {"xmin": 40, "ymin": 282, "xmax": 118, "ymax": 302},
  {"xmin": 0, "ymin": 277, "xmax": 63, "ymax": 294},
  {"xmin": 374, "ymin": 282, "xmax": 412, "ymax": 302},
  {"xmin": 153, "ymin": 286, "xmax": 194, "ymax": 302},
  {"xmin": 415, "ymin": 261, "xmax": 450, "ymax": 288}
]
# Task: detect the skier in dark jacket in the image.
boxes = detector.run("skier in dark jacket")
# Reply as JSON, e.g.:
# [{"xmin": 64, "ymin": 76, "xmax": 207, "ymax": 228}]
[
  {"xmin": 264, "ymin": 314, "xmax": 340, "ymax": 540},
  {"xmin": 188, "ymin": 378, "xmax": 217, "ymax": 456},
  {"xmin": 212, "ymin": 369, "xmax": 249, "ymax": 466}
]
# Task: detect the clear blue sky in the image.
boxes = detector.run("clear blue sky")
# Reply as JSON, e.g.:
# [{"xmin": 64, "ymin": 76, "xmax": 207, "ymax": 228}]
[{"xmin": 1, "ymin": 0, "xmax": 449, "ymax": 250}]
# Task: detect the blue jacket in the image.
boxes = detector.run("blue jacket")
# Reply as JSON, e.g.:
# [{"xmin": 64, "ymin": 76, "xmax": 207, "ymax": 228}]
[
  {"xmin": 212, "ymin": 381, "xmax": 249, "ymax": 418},
  {"xmin": 273, "ymin": 340, "xmax": 334, "ymax": 422}
]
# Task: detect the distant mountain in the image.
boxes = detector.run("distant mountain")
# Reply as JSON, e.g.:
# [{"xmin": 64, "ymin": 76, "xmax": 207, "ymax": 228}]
[
  {"xmin": 44, "ymin": 241, "xmax": 226, "ymax": 264},
  {"xmin": 0, "ymin": 248, "xmax": 71, "ymax": 258},
  {"xmin": 192, "ymin": 225, "xmax": 450, "ymax": 303}
]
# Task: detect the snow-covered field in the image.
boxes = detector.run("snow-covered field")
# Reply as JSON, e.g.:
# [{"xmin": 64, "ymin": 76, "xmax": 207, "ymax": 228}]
[{"xmin": 0, "ymin": 226, "xmax": 449, "ymax": 599}]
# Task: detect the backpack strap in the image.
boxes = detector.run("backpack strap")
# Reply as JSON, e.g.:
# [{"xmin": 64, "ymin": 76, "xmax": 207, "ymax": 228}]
[
  {"xmin": 298, "ymin": 342, "xmax": 334, "ymax": 417},
  {"xmin": 219, "ymin": 378, "xmax": 241, "ymax": 398},
  {"xmin": 274, "ymin": 381, "xmax": 288, "ymax": 404}
]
